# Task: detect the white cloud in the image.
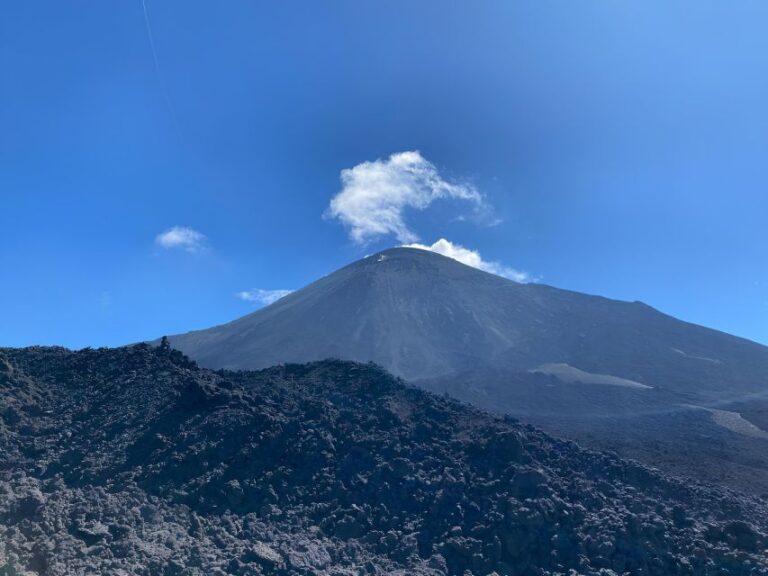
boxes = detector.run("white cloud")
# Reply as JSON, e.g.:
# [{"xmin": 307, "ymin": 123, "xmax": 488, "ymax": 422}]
[
  {"xmin": 405, "ymin": 238, "xmax": 532, "ymax": 283},
  {"xmin": 327, "ymin": 151, "xmax": 484, "ymax": 244},
  {"xmin": 237, "ymin": 289, "xmax": 293, "ymax": 306},
  {"xmin": 155, "ymin": 226, "xmax": 207, "ymax": 252}
]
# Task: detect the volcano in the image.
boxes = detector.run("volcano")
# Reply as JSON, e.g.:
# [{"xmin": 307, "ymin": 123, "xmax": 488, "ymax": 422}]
[{"xmin": 163, "ymin": 247, "xmax": 768, "ymax": 493}]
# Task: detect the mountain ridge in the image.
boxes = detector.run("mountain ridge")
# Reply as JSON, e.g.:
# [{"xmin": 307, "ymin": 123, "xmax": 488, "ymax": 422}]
[{"xmin": 164, "ymin": 247, "xmax": 768, "ymax": 398}]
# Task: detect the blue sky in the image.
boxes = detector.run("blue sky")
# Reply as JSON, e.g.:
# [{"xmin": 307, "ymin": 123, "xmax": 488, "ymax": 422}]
[{"xmin": 1, "ymin": 1, "xmax": 767, "ymax": 349}]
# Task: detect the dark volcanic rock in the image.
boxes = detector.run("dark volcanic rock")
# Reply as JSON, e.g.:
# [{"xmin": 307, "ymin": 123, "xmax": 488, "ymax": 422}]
[{"xmin": 0, "ymin": 344, "xmax": 766, "ymax": 575}]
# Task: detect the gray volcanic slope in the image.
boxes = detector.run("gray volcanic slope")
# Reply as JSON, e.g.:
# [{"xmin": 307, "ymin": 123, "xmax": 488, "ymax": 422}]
[
  {"xmin": 165, "ymin": 248, "xmax": 768, "ymax": 493},
  {"xmin": 167, "ymin": 247, "xmax": 768, "ymax": 403}
]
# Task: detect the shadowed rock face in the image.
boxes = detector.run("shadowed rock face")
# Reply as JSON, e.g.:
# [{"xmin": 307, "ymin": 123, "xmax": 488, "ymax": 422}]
[
  {"xmin": 162, "ymin": 247, "xmax": 768, "ymax": 494},
  {"xmin": 1, "ymin": 345, "xmax": 767, "ymax": 575}
]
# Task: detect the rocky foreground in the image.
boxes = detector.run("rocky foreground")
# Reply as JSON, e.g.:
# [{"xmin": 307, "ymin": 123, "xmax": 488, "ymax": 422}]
[{"xmin": 0, "ymin": 344, "xmax": 766, "ymax": 575}]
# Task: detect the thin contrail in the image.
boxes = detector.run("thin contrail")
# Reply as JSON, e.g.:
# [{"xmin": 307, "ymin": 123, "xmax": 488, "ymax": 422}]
[{"xmin": 140, "ymin": 0, "xmax": 181, "ymax": 137}]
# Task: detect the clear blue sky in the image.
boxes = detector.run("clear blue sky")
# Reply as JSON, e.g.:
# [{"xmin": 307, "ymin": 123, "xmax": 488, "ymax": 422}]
[{"xmin": 1, "ymin": 1, "xmax": 767, "ymax": 349}]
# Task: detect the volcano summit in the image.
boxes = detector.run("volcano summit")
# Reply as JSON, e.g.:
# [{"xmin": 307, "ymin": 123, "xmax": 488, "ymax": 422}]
[{"xmin": 164, "ymin": 248, "xmax": 768, "ymax": 493}]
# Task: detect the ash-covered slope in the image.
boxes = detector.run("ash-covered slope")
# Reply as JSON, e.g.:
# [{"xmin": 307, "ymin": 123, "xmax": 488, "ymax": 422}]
[
  {"xmin": 166, "ymin": 247, "xmax": 768, "ymax": 405},
  {"xmin": 1, "ymin": 345, "xmax": 767, "ymax": 575},
  {"xmin": 162, "ymin": 248, "xmax": 768, "ymax": 495}
]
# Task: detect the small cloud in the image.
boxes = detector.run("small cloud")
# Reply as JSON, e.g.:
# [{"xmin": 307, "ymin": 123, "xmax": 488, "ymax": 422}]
[
  {"xmin": 405, "ymin": 238, "xmax": 532, "ymax": 283},
  {"xmin": 155, "ymin": 226, "xmax": 207, "ymax": 253},
  {"xmin": 237, "ymin": 289, "xmax": 293, "ymax": 306},
  {"xmin": 327, "ymin": 151, "xmax": 487, "ymax": 244}
]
